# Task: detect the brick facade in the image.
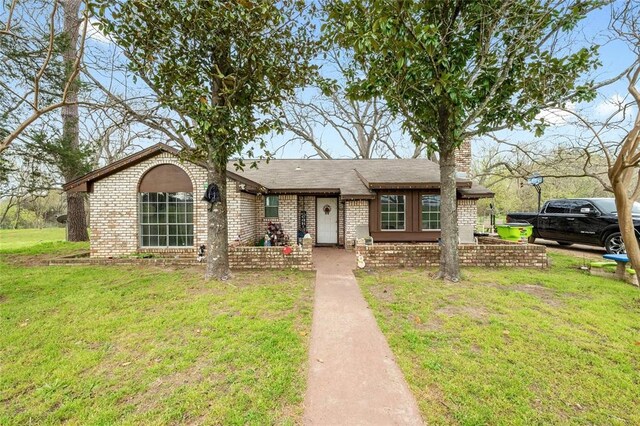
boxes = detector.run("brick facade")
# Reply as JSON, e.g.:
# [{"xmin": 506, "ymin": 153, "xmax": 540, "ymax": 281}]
[
  {"xmin": 90, "ymin": 153, "xmax": 258, "ymax": 258},
  {"xmin": 338, "ymin": 200, "xmax": 345, "ymax": 246},
  {"xmin": 356, "ymin": 237, "xmax": 547, "ymax": 269},
  {"xmin": 297, "ymin": 196, "xmax": 317, "ymax": 245},
  {"xmin": 228, "ymin": 183, "xmax": 258, "ymax": 244},
  {"xmin": 457, "ymin": 199, "xmax": 477, "ymax": 229},
  {"xmin": 455, "ymin": 138, "xmax": 472, "ymax": 176},
  {"xmin": 255, "ymin": 194, "xmax": 298, "ymax": 244},
  {"xmin": 87, "ymin": 150, "xmax": 481, "ymax": 259},
  {"xmin": 89, "ymin": 153, "xmax": 209, "ymax": 258},
  {"xmin": 344, "ymin": 199, "xmax": 369, "ymax": 248}
]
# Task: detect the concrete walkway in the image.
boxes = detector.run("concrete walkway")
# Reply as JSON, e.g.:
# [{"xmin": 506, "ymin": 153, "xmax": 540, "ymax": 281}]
[{"xmin": 303, "ymin": 248, "xmax": 424, "ymax": 425}]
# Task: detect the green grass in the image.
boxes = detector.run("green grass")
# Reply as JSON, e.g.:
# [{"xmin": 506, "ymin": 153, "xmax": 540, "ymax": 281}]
[
  {"xmin": 0, "ymin": 228, "xmax": 67, "ymax": 250},
  {"xmin": 0, "ymin": 237, "xmax": 314, "ymax": 424},
  {"xmin": 357, "ymin": 254, "xmax": 640, "ymax": 425}
]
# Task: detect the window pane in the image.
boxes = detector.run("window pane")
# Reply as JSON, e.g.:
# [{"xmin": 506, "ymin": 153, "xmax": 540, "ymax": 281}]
[
  {"xmin": 266, "ymin": 195, "xmax": 279, "ymax": 207},
  {"xmin": 140, "ymin": 191, "xmax": 194, "ymax": 247},
  {"xmin": 380, "ymin": 195, "xmax": 406, "ymax": 230},
  {"xmin": 265, "ymin": 206, "xmax": 278, "ymax": 218},
  {"xmin": 421, "ymin": 195, "xmax": 441, "ymax": 230},
  {"xmin": 265, "ymin": 196, "xmax": 279, "ymax": 217}
]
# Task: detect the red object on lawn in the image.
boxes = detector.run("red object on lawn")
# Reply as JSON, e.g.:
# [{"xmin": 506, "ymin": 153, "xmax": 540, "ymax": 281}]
[{"xmin": 282, "ymin": 246, "xmax": 293, "ymax": 255}]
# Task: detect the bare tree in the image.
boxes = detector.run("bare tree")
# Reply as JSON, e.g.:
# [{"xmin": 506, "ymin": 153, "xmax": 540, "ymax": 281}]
[
  {"xmin": 280, "ymin": 90, "xmax": 424, "ymax": 159},
  {"xmin": 0, "ymin": 0, "xmax": 89, "ymax": 153}
]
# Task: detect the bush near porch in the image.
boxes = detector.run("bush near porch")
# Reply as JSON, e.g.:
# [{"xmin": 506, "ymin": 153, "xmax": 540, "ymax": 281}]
[
  {"xmin": 357, "ymin": 254, "xmax": 640, "ymax": 425},
  {"xmin": 0, "ymin": 232, "xmax": 314, "ymax": 425}
]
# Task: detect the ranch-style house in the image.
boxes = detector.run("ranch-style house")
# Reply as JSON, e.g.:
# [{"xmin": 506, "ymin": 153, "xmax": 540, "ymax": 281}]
[{"xmin": 64, "ymin": 141, "xmax": 494, "ymax": 259}]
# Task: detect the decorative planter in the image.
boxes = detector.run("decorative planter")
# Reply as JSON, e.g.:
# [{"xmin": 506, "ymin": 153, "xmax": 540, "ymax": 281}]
[{"xmin": 496, "ymin": 223, "xmax": 534, "ymax": 242}]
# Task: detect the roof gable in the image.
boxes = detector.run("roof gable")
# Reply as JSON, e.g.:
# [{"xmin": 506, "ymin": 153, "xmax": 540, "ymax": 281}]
[{"xmin": 64, "ymin": 143, "xmax": 180, "ymax": 192}]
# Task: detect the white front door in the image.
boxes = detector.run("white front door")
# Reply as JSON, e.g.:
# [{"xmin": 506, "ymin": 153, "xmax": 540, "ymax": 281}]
[{"xmin": 316, "ymin": 197, "xmax": 338, "ymax": 244}]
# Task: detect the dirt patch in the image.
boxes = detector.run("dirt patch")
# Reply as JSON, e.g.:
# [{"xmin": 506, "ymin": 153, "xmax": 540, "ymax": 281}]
[
  {"xmin": 469, "ymin": 344, "xmax": 482, "ymax": 355},
  {"xmin": 513, "ymin": 284, "xmax": 563, "ymax": 307},
  {"xmin": 419, "ymin": 383, "xmax": 455, "ymax": 423},
  {"xmin": 125, "ymin": 357, "xmax": 214, "ymax": 415},
  {"xmin": 434, "ymin": 305, "xmax": 489, "ymax": 323},
  {"xmin": 4, "ymin": 251, "xmax": 89, "ymax": 267},
  {"xmin": 480, "ymin": 281, "xmax": 565, "ymax": 307},
  {"xmin": 420, "ymin": 315, "xmax": 444, "ymax": 332},
  {"xmin": 4, "ymin": 254, "xmax": 52, "ymax": 266},
  {"xmin": 370, "ymin": 286, "xmax": 395, "ymax": 303},
  {"xmin": 0, "ymin": 294, "xmax": 6, "ymax": 303}
]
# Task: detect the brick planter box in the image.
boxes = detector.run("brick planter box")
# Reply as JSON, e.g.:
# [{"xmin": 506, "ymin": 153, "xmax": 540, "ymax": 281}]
[
  {"xmin": 355, "ymin": 237, "xmax": 547, "ymax": 269},
  {"xmin": 229, "ymin": 244, "xmax": 313, "ymax": 271},
  {"xmin": 51, "ymin": 237, "xmax": 315, "ymax": 271}
]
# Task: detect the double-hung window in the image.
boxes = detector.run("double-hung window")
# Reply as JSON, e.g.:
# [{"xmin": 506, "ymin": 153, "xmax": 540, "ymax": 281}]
[
  {"xmin": 421, "ymin": 195, "xmax": 441, "ymax": 230},
  {"xmin": 265, "ymin": 195, "xmax": 279, "ymax": 218},
  {"xmin": 380, "ymin": 195, "xmax": 406, "ymax": 230}
]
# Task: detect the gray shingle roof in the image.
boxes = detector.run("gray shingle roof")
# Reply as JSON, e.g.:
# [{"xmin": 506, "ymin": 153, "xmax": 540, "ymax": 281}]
[
  {"xmin": 229, "ymin": 158, "xmax": 493, "ymax": 199},
  {"xmin": 64, "ymin": 143, "xmax": 493, "ymax": 199}
]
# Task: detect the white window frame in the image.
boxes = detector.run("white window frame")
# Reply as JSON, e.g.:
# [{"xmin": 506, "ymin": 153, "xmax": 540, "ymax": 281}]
[
  {"xmin": 380, "ymin": 194, "xmax": 406, "ymax": 231},
  {"xmin": 265, "ymin": 195, "xmax": 279, "ymax": 218},
  {"xmin": 139, "ymin": 192, "xmax": 194, "ymax": 248},
  {"xmin": 421, "ymin": 194, "xmax": 441, "ymax": 231}
]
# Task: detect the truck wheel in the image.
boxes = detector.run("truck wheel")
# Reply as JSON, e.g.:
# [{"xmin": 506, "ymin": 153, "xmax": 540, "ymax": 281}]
[
  {"xmin": 557, "ymin": 241, "xmax": 573, "ymax": 247},
  {"xmin": 605, "ymin": 232, "xmax": 625, "ymax": 254}
]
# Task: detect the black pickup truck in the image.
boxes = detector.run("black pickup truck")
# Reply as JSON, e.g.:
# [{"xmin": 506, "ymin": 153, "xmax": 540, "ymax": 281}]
[{"xmin": 506, "ymin": 198, "xmax": 640, "ymax": 254}]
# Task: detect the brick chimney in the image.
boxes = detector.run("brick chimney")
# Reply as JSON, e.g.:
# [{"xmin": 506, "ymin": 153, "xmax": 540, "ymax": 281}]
[{"xmin": 454, "ymin": 139, "xmax": 472, "ymax": 177}]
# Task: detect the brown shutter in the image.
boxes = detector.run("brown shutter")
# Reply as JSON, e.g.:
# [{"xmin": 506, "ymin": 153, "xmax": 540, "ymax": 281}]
[{"xmin": 138, "ymin": 164, "xmax": 193, "ymax": 193}]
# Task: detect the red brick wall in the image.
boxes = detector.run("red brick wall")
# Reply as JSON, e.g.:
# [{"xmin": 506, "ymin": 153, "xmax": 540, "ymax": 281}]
[{"xmin": 356, "ymin": 237, "xmax": 546, "ymax": 269}]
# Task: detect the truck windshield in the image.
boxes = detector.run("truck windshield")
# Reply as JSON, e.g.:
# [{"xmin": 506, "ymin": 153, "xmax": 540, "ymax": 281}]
[{"xmin": 593, "ymin": 199, "xmax": 640, "ymax": 214}]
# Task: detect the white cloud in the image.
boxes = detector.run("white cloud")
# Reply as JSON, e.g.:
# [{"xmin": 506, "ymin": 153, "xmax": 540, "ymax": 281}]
[
  {"xmin": 535, "ymin": 103, "xmax": 575, "ymax": 126},
  {"xmin": 85, "ymin": 18, "xmax": 111, "ymax": 44},
  {"xmin": 594, "ymin": 93, "xmax": 625, "ymax": 118}
]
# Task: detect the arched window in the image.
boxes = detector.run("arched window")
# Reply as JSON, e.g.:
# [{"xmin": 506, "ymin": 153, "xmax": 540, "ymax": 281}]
[{"xmin": 138, "ymin": 164, "xmax": 194, "ymax": 247}]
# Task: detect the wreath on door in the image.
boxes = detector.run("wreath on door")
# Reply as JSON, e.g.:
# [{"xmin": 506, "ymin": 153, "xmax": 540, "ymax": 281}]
[{"xmin": 323, "ymin": 204, "xmax": 332, "ymax": 215}]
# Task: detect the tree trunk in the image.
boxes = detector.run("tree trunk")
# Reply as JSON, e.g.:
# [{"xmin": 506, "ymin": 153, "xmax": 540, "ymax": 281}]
[
  {"xmin": 205, "ymin": 161, "xmax": 230, "ymax": 280},
  {"xmin": 438, "ymin": 146, "xmax": 460, "ymax": 281},
  {"xmin": 62, "ymin": 0, "xmax": 88, "ymax": 242},
  {"xmin": 66, "ymin": 191, "xmax": 88, "ymax": 240},
  {"xmin": 612, "ymin": 177, "xmax": 640, "ymax": 286}
]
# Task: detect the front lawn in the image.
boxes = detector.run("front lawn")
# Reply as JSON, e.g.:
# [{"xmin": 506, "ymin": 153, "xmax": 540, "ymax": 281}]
[
  {"xmin": 0, "ymin": 240, "xmax": 314, "ymax": 424},
  {"xmin": 0, "ymin": 227, "xmax": 67, "ymax": 250},
  {"xmin": 358, "ymin": 254, "xmax": 640, "ymax": 425}
]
